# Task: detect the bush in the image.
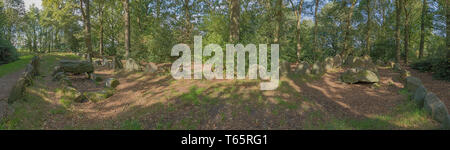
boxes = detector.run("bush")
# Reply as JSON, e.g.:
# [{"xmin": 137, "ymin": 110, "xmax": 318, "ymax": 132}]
[
  {"xmin": 0, "ymin": 38, "xmax": 18, "ymax": 65},
  {"xmin": 411, "ymin": 57, "xmax": 450, "ymax": 81}
]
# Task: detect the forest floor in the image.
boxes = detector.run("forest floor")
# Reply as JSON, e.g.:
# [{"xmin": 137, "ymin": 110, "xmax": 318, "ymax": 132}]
[{"xmin": 0, "ymin": 53, "xmax": 446, "ymax": 130}]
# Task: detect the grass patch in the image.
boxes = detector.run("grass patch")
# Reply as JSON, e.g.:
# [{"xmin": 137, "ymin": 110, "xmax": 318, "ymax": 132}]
[
  {"xmin": 0, "ymin": 55, "xmax": 33, "ymax": 77},
  {"xmin": 120, "ymin": 119, "xmax": 143, "ymax": 130}
]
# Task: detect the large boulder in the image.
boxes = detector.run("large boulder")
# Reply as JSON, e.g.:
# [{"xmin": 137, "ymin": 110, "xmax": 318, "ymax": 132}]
[
  {"xmin": 8, "ymin": 77, "xmax": 26, "ymax": 103},
  {"xmin": 144, "ymin": 62, "xmax": 158, "ymax": 73},
  {"xmin": 311, "ymin": 62, "xmax": 323, "ymax": 75},
  {"xmin": 424, "ymin": 92, "xmax": 449, "ymax": 123},
  {"xmin": 340, "ymin": 68, "xmax": 379, "ymax": 84},
  {"xmin": 295, "ymin": 62, "xmax": 311, "ymax": 75},
  {"xmin": 31, "ymin": 56, "xmax": 40, "ymax": 75},
  {"xmin": 0, "ymin": 100, "xmax": 11, "ymax": 121},
  {"xmin": 280, "ymin": 60, "xmax": 290, "ymax": 76},
  {"xmin": 84, "ymin": 88, "xmax": 114, "ymax": 102},
  {"xmin": 413, "ymin": 85, "xmax": 427, "ymax": 107},
  {"xmin": 125, "ymin": 58, "xmax": 140, "ymax": 72},
  {"xmin": 405, "ymin": 76, "xmax": 423, "ymax": 93},
  {"xmin": 324, "ymin": 57, "xmax": 334, "ymax": 72},
  {"xmin": 59, "ymin": 60, "xmax": 94, "ymax": 74},
  {"xmin": 105, "ymin": 78, "xmax": 120, "ymax": 88},
  {"xmin": 62, "ymin": 86, "xmax": 86, "ymax": 103},
  {"xmin": 113, "ymin": 57, "xmax": 123, "ymax": 70}
]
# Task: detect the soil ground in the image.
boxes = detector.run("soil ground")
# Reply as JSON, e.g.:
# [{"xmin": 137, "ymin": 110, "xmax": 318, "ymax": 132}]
[{"xmin": 0, "ymin": 53, "xmax": 447, "ymax": 130}]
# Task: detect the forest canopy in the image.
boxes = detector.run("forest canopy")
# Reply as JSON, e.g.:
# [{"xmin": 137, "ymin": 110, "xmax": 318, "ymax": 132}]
[{"xmin": 1, "ymin": 0, "xmax": 449, "ymax": 65}]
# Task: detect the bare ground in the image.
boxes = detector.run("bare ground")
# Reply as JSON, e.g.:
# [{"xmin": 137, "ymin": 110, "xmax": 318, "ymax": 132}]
[
  {"xmin": 2, "ymin": 54, "xmax": 443, "ymax": 129},
  {"xmin": 0, "ymin": 69, "xmax": 24, "ymax": 101}
]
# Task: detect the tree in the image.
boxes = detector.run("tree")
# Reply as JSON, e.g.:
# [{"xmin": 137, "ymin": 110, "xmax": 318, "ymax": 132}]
[
  {"xmin": 403, "ymin": 0, "xmax": 410, "ymax": 64},
  {"xmin": 123, "ymin": 0, "xmax": 130, "ymax": 59},
  {"xmin": 395, "ymin": 0, "xmax": 402, "ymax": 63},
  {"xmin": 289, "ymin": 0, "xmax": 305, "ymax": 63},
  {"xmin": 229, "ymin": 0, "xmax": 240, "ymax": 43},
  {"xmin": 419, "ymin": 0, "xmax": 427, "ymax": 59},
  {"xmin": 365, "ymin": 0, "xmax": 372, "ymax": 55},
  {"xmin": 80, "ymin": 0, "xmax": 93, "ymax": 62},
  {"xmin": 98, "ymin": 0, "xmax": 105, "ymax": 56},
  {"xmin": 313, "ymin": 0, "xmax": 320, "ymax": 58},
  {"xmin": 446, "ymin": 0, "xmax": 450, "ymax": 59},
  {"xmin": 342, "ymin": 0, "xmax": 357, "ymax": 58},
  {"xmin": 274, "ymin": 0, "xmax": 283, "ymax": 44}
]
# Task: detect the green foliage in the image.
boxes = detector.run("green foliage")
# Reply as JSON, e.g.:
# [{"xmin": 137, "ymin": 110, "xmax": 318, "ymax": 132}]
[
  {"xmin": 0, "ymin": 37, "xmax": 18, "ymax": 64},
  {"xmin": 411, "ymin": 57, "xmax": 450, "ymax": 81}
]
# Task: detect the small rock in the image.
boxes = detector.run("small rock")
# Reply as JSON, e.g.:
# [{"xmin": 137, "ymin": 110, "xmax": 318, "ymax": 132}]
[
  {"xmin": 296, "ymin": 62, "xmax": 311, "ymax": 75},
  {"xmin": 125, "ymin": 58, "xmax": 140, "ymax": 72},
  {"xmin": 144, "ymin": 62, "xmax": 158, "ymax": 73},
  {"xmin": 105, "ymin": 78, "xmax": 120, "ymax": 88},
  {"xmin": 424, "ymin": 92, "xmax": 449, "ymax": 123},
  {"xmin": 63, "ymin": 86, "xmax": 86, "ymax": 103}
]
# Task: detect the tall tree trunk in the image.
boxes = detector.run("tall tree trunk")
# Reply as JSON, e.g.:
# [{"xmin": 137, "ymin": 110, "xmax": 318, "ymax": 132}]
[
  {"xmin": 99, "ymin": 0, "xmax": 104, "ymax": 56},
  {"xmin": 342, "ymin": 0, "xmax": 356, "ymax": 58},
  {"xmin": 80, "ymin": 0, "xmax": 93, "ymax": 62},
  {"xmin": 403, "ymin": 1, "xmax": 410, "ymax": 64},
  {"xmin": 446, "ymin": 0, "xmax": 450, "ymax": 59},
  {"xmin": 123, "ymin": 0, "xmax": 130, "ymax": 59},
  {"xmin": 395, "ymin": 0, "xmax": 402, "ymax": 63},
  {"xmin": 313, "ymin": 0, "xmax": 319, "ymax": 56},
  {"xmin": 184, "ymin": 0, "xmax": 192, "ymax": 44},
  {"xmin": 289, "ymin": 0, "xmax": 304, "ymax": 63},
  {"xmin": 274, "ymin": 0, "xmax": 282, "ymax": 44},
  {"xmin": 419, "ymin": 0, "xmax": 427, "ymax": 59},
  {"xmin": 365, "ymin": 0, "xmax": 372, "ymax": 56},
  {"xmin": 229, "ymin": 0, "xmax": 240, "ymax": 43}
]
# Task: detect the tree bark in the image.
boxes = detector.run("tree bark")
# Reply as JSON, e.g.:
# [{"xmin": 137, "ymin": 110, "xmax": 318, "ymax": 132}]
[
  {"xmin": 446, "ymin": 0, "xmax": 450, "ymax": 59},
  {"xmin": 289, "ymin": 0, "xmax": 304, "ymax": 63},
  {"xmin": 99, "ymin": 0, "xmax": 104, "ymax": 56},
  {"xmin": 342, "ymin": 0, "xmax": 356, "ymax": 58},
  {"xmin": 123, "ymin": 0, "xmax": 130, "ymax": 59},
  {"xmin": 229, "ymin": 0, "xmax": 240, "ymax": 43},
  {"xmin": 80, "ymin": 0, "xmax": 93, "ymax": 62},
  {"xmin": 274, "ymin": 0, "xmax": 282, "ymax": 44},
  {"xmin": 184, "ymin": 0, "xmax": 192, "ymax": 44},
  {"xmin": 419, "ymin": 0, "xmax": 427, "ymax": 59},
  {"xmin": 365, "ymin": 0, "xmax": 372, "ymax": 56},
  {"xmin": 313, "ymin": 0, "xmax": 319, "ymax": 56},
  {"xmin": 395, "ymin": 0, "xmax": 402, "ymax": 63},
  {"xmin": 403, "ymin": 1, "xmax": 410, "ymax": 64}
]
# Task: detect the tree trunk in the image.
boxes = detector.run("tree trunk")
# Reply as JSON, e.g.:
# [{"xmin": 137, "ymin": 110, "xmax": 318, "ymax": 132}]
[
  {"xmin": 419, "ymin": 0, "xmax": 427, "ymax": 59},
  {"xmin": 123, "ymin": 0, "xmax": 130, "ymax": 59},
  {"xmin": 342, "ymin": 0, "xmax": 356, "ymax": 58},
  {"xmin": 395, "ymin": 0, "xmax": 402, "ymax": 63},
  {"xmin": 184, "ymin": 0, "xmax": 192, "ymax": 44},
  {"xmin": 274, "ymin": 0, "xmax": 282, "ymax": 44},
  {"xmin": 446, "ymin": 0, "xmax": 450, "ymax": 59},
  {"xmin": 80, "ymin": 0, "xmax": 93, "ymax": 62},
  {"xmin": 99, "ymin": 0, "xmax": 104, "ymax": 56},
  {"xmin": 403, "ymin": 1, "xmax": 410, "ymax": 65},
  {"xmin": 365, "ymin": 0, "xmax": 372, "ymax": 56},
  {"xmin": 313, "ymin": 0, "xmax": 319, "ymax": 56},
  {"xmin": 289, "ymin": 0, "xmax": 304, "ymax": 63},
  {"xmin": 229, "ymin": 0, "xmax": 240, "ymax": 43}
]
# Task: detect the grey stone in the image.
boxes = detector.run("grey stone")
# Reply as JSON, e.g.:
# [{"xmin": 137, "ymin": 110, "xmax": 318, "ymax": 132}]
[
  {"xmin": 424, "ymin": 92, "xmax": 449, "ymax": 123},
  {"xmin": 311, "ymin": 62, "xmax": 323, "ymax": 75},
  {"xmin": 340, "ymin": 69, "xmax": 379, "ymax": 84},
  {"xmin": 405, "ymin": 76, "xmax": 423, "ymax": 93},
  {"xmin": 63, "ymin": 86, "xmax": 86, "ymax": 103},
  {"xmin": 59, "ymin": 60, "xmax": 94, "ymax": 74},
  {"xmin": 413, "ymin": 85, "xmax": 427, "ymax": 107},
  {"xmin": 105, "ymin": 78, "xmax": 120, "ymax": 88},
  {"xmin": 125, "ymin": 58, "xmax": 140, "ymax": 72},
  {"xmin": 144, "ymin": 62, "xmax": 158, "ymax": 73},
  {"xmin": 8, "ymin": 77, "xmax": 26, "ymax": 103}
]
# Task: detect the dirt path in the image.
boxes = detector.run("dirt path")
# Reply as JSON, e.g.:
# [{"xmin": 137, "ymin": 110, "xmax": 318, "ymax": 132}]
[{"xmin": 0, "ymin": 69, "xmax": 24, "ymax": 101}]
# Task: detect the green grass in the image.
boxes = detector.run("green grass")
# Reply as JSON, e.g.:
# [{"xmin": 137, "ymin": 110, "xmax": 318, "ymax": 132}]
[
  {"xmin": 120, "ymin": 119, "xmax": 143, "ymax": 130},
  {"xmin": 0, "ymin": 55, "xmax": 33, "ymax": 78}
]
